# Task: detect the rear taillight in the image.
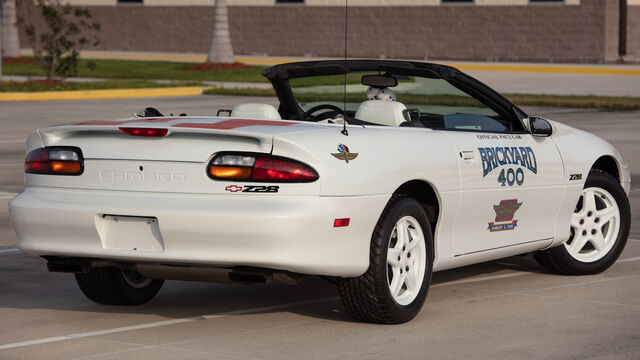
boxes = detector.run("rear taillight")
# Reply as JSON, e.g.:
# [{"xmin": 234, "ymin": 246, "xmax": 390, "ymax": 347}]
[
  {"xmin": 119, "ymin": 127, "xmax": 168, "ymax": 137},
  {"xmin": 252, "ymin": 157, "xmax": 317, "ymax": 182},
  {"xmin": 207, "ymin": 153, "xmax": 318, "ymax": 183},
  {"xmin": 25, "ymin": 147, "xmax": 84, "ymax": 175}
]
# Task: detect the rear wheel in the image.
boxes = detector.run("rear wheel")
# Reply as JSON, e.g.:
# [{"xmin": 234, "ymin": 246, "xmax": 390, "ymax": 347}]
[
  {"xmin": 75, "ymin": 267, "xmax": 164, "ymax": 305},
  {"xmin": 534, "ymin": 169, "xmax": 630, "ymax": 275},
  {"xmin": 338, "ymin": 195, "xmax": 433, "ymax": 324}
]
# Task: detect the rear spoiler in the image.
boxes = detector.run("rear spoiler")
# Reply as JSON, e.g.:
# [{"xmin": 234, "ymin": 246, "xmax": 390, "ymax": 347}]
[{"xmin": 30, "ymin": 117, "xmax": 304, "ymax": 153}]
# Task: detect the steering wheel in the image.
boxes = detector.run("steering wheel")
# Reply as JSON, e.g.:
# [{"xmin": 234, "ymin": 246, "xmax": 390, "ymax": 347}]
[{"xmin": 303, "ymin": 104, "xmax": 344, "ymax": 121}]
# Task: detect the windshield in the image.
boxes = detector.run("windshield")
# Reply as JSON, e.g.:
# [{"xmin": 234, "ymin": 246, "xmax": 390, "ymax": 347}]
[{"xmin": 289, "ymin": 72, "xmax": 508, "ymax": 132}]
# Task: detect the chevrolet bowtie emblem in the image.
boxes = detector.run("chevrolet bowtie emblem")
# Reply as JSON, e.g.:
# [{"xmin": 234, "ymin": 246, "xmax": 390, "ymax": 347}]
[
  {"xmin": 331, "ymin": 144, "xmax": 358, "ymax": 164},
  {"xmin": 225, "ymin": 185, "xmax": 243, "ymax": 192}
]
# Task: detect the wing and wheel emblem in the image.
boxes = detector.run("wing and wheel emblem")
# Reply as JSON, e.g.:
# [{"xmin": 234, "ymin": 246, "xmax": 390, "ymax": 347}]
[{"xmin": 331, "ymin": 144, "xmax": 358, "ymax": 164}]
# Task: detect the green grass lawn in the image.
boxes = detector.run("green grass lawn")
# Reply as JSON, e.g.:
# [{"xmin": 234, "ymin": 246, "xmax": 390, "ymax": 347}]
[
  {"xmin": 4, "ymin": 58, "xmax": 639, "ymax": 110},
  {"xmin": 3, "ymin": 58, "xmax": 269, "ymax": 82},
  {"xmin": 203, "ymin": 88, "xmax": 640, "ymax": 110},
  {"xmin": 0, "ymin": 80, "xmax": 202, "ymax": 92},
  {"xmin": 505, "ymin": 94, "xmax": 640, "ymax": 110},
  {"xmin": 2, "ymin": 58, "xmax": 367, "ymax": 86}
]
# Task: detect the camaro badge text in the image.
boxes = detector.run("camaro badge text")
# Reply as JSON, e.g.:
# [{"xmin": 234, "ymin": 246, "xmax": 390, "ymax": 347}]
[
  {"xmin": 331, "ymin": 144, "xmax": 358, "ymax": 163},
  {"xmin": 488, "ymin": 199, "xmax": 522, "ymax": 232}
]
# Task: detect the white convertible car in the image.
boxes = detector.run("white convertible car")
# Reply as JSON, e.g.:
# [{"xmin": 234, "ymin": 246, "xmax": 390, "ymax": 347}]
[{"xmin": 9, "ymin": 60, "xmax": 631, "ymax": 323}]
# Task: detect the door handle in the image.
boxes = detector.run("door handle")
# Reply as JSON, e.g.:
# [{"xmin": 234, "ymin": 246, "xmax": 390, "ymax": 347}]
[{"xmin": 459, "ymin": 151, "xmax": 476, "ymax": 160}]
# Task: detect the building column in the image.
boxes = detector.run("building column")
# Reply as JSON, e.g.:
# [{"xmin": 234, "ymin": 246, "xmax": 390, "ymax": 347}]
[{"xmin": 1, "ymin": 0, "xmax": 20, "ymax": 58}]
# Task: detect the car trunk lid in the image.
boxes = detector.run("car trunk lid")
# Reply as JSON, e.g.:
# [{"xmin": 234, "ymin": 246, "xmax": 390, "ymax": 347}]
[
  {"xmin": 36, "ymin": 117, "xmax": 309, "ymax": 162},
  {"xmin": 26, "ymin": 117, "xmax": 323, "ymax": 195}
]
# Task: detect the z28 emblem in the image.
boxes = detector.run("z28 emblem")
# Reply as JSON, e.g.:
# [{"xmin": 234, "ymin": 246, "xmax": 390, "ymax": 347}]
[
  {"xmin": 569, "ymin": 174, "xmax": 582, "ymax": 181},
  {"xmin": 331, "ymin": 144, "xmax": 358, "ymax": 164},
  {"xmin": 488, "ymin": 199, "xmax": 522, "ymax": 232},
  {"xmin": 225, "ymin": 185, "xmax": 279, "ymax": 193}
]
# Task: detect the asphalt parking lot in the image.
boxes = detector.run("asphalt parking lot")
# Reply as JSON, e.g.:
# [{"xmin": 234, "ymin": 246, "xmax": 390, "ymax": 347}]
[{"xmin": 1, "ymin": 96, "xmax": 639, "ymax": 359}]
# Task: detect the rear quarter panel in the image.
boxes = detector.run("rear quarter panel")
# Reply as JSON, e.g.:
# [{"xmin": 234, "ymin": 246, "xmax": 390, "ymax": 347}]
[
  {"xmin": 272, "ymin": 124, "xmax": 460, "ymax": 196},
  {"xmin": 272, "ymin": 123, "xmax": 462, "ymax": 261}
]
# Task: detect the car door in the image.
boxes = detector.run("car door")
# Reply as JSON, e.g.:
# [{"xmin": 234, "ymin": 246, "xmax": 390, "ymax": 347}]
[
  {"xmin": 372, "ymin": 73, "xmax": 565, "ymax": 257},
  {"xmin": 445, "ymin": 126, "xmax": 565, "ymax": 255}
]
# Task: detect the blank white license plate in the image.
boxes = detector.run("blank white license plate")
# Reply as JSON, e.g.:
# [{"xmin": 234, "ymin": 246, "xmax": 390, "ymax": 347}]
[{"xmin": 96, "ymin": 215, "xmax": 164, "ymax": 253}]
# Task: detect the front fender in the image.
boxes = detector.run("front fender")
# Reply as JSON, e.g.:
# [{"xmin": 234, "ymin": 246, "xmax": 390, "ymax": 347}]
[
  {"xmin": 549, "ymin": 120, "xmax": 630, "ymax": 194},
  {"xmin": 545, "ymin": 120, "xmax": 630, "ymax": 248}
]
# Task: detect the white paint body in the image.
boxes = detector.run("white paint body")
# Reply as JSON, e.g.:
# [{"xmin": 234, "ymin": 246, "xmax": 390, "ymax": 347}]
[{"xmin": 8, "ymin": 116, "xmax": 630, "ymax": 277}]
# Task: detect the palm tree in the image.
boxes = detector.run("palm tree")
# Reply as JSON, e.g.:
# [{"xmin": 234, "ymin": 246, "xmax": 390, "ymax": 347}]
[
  {"xmin": 2, "ymin": 0, "xmax": 20, "ymax": 58},
  {"xmin": 206, "ymin": 0, "xmax": 234, "ymax": 64}
]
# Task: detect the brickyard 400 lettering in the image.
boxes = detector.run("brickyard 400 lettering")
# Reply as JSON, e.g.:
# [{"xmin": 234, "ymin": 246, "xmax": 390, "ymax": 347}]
[{"xmin": 478, "ymin": 146, "xmax": 538, "ymax": 186}]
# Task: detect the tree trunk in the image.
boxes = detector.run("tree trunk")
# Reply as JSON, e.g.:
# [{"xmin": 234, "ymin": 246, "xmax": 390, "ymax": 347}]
[
  {"xmin": 206, "ymin": 0, "xmax": 234, "ymax": 64},
  {"xmin": 2, "ymin": 0, "xmax": 20, "ymax": 58},
  {"xmin": 47, "ymin": 57, "xmax": 56, "ymax": 81}
]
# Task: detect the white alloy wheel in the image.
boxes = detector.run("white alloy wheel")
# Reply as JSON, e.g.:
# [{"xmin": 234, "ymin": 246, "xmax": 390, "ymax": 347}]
[
  {"xmin": 386, "ymin": 216, "xmax": 427, "ymax": 306},
  {"xmin": 338, "ymin": 195, "xmax": 433, "ymax": 323},
  {"xmin": 565, "ymin": 187, "xmax": 620, "ymax": 263}
]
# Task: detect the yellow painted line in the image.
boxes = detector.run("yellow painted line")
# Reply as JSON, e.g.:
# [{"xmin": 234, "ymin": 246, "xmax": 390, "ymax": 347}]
[
  {"xmin": 445, "ymin": 63, "xmax": 640, "ymax": 76},
  {"xmin": 238, "ymin": 57, "xmax": 640, "ymax": 76},
  {"xmin": 0, "ymin": 86, "xmax": 213, "ymax": 101}
]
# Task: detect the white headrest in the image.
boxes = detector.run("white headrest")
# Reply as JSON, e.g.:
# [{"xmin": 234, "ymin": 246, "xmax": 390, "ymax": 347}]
[
  {"xmin": 355, "ymin": 100, "xmax": 407, "ymax": 127},
  {"xmin": 230, "ymin": 103, "xmax": 281, "ymax": 120}
]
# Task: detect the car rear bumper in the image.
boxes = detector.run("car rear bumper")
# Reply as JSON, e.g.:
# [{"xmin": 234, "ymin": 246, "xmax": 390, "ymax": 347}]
[{"xmin": 9, "ymin": 187, "xmax": 389, "ymax": 277}]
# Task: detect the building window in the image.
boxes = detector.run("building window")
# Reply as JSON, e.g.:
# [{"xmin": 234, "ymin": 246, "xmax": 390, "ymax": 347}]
[
  {"xmin": 529, "ymin": 0, "xmax": 564, "ymax": 2},
  {"xmin": 275, "ymin": 0, "xmax": 304, "ymax": 4},
  {"xmin": 118, "ymin": 0, "xmax": 143, "ymax": 3},
  {"xmin": 441, "ymin": 0, "xmax": 474, "ymax": 3}
]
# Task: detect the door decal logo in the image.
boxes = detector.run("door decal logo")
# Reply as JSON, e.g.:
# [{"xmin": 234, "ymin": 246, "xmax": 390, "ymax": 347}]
[
  {"xmin": 331, "ymin": 144, "xmax": 358, "ymax": 164},
  {"xmin": 478, "ymin": 146, "xmax": 537, "ymax": 177},
  {"xmin": 488, "ymin": 199, "xmax": 522, "ymax": 232},
  {"xmin": 478, "ymin": 146, "xmax": 537, "ymax": 187},
  {"xmin": 476, "ymin": 134, "xmax": 522, "ymax": 140}
]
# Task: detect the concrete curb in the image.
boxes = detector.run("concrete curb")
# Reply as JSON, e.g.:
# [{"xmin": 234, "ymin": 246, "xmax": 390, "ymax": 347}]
[{"xmin": 0, "ymin": 86, "xmax": 214, "ymax": 102}]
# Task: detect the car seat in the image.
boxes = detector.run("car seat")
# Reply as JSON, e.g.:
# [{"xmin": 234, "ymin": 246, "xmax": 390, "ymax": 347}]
[
  {"xmin": 230, "ymin": 103, "xmax": 281, "ymax": 120},
  {"xmin": 354, "ymin": 100, "xmax": 407, "ymax": 126}
]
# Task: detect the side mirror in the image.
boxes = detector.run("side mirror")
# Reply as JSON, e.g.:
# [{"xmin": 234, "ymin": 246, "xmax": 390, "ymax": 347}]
[{"xmin": 529, "ymin": 117, "xmax": 553, "ymax": 137}]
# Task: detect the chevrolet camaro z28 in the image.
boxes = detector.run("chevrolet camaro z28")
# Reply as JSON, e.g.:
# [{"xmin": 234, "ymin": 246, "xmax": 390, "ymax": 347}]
[{"xmin": 9, "ymin": 60, "xmax": 631, "ymax": 324}]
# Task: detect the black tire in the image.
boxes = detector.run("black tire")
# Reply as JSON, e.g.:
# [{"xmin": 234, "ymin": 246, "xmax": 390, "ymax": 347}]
[
  {"xmin": 534, "ymin": 169, "xmax": 630, "ymax": 275},
  {"xmin": 338, "ymin": 195, "xmax": 434, "ymax": 324},
  {"xmin": 75, "ymin": 267, "xmax": 164, "ymax": 305}
]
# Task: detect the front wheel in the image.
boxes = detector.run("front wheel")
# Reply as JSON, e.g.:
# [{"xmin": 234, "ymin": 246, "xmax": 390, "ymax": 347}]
[
  {"xmin": 338, "ymin": 195, "xmax": 433, "ymax": 324},
  {"xmin": 534, "ymin": 169, "xmax": 630, "ymax": 275},
  {"xmin": 75, "ymin": 267, "xmax": 164, "ymax": 305}
]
